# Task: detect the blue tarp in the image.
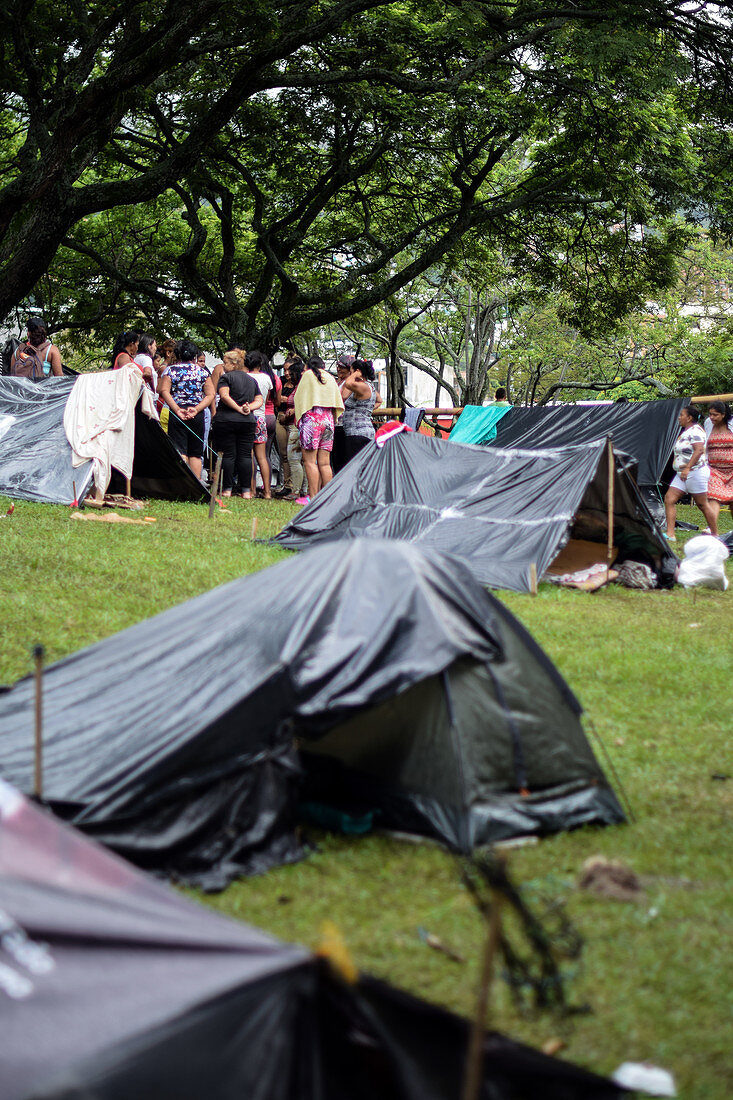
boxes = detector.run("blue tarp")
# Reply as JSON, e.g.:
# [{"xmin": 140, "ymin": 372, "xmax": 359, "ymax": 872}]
[{"xmin": 449, "ymin": 404, "xmax": 512, "ymax": 445}]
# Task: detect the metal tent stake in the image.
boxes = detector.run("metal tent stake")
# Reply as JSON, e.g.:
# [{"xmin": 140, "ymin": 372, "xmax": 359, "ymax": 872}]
[
  {"xmin": 33, "ymin": 645, "xmax": 44, "ymax": 800},
  {"xmin": 606, "ymin": 439, "xmax": 615, "ymax": 584}
]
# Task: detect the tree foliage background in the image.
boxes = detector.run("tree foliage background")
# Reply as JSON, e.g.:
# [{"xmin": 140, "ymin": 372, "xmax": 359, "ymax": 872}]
[{"xmin": 2, "ymin": 1, "xmax": 731, "ymax": 397}]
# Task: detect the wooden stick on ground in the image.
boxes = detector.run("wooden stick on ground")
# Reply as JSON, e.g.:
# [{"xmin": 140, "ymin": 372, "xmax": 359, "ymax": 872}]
[
  {"xmin": 217, "ymin": 452, "xmax": 224, "ymax": 498},
  {"xmin": 607, "ymin": 438, "xmax": 615, "ymax": 584},
  {"xmin": 529, "ymin": 562, "xmax": 538, "ymax": 595},
  {"xmin": 33, "ymin": 645, "xmax": 44, "ymax": 800},
  {"xmin": 208, "ymin": 452, "xmax": 223, "ymax": 518},
  {"xmin": 461, "ymin": 885, "xmax": 503, "ymax": 1100}
]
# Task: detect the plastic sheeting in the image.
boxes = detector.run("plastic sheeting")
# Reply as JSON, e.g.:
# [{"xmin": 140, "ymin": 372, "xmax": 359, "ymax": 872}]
[
  {"xmin": 0, "ymin": 541, "xmax": 623, "ymax": 886},
  {"xmin": 0, "ymin": 376, "xmax": 93, "ymax": 504},
  {"xmin": 676, "ymin": 534, "xmax": 729, "ymax": 590},
  {"xmin": 449, "ymin": 404, "xmax": 511, "ymax": 445},
  {"xmin": 487, "ymin": 399, "xmax": 685, "ymax": 487},
  {"xmin": 272, "ymin": 432, "xmax": 677, "ymax": 592},
  {"xmin": 0, "ymin": 375, "xmax": 206, "ymax": 504},
  {"xmin": 0, "ymin": 780, "xmax": 623, "ymax": 1100}
]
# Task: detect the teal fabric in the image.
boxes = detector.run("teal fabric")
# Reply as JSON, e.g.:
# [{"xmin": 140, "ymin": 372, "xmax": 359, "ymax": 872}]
[{"xmin": 449, "ymin": 404, "xmax": 512, "ymax": 445}]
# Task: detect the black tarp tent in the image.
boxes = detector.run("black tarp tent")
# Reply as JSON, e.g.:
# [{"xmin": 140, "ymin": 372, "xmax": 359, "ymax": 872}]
[
  {"xmin": 0, "ymin": 541, "xmax": 623, "ymax": 889},
  {"xmin": 0, "ymin": 375, "xmax": 206, "ymax": 504},
  {"xmin": 482, "ymin": 398, "xmax": 685, "ymax": 490},
  {"xmin": 272, "ymin": 432, "xmax": 678, "ymax": 593},
  {"xmin": 0, "ymin": 779, "xmax": 623, "ymax": 1100}
]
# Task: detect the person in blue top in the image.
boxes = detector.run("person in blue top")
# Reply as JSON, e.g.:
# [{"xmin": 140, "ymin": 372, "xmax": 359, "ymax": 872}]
[{"xmin": 158, "ymin": 337, "xmax": 215, "ymax": 481}]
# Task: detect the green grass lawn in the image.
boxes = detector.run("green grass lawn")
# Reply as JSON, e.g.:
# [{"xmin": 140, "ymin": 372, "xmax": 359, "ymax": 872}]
[{"xmin": 2, "ymin": 494, "xmax": 732, "ymax": 1097}]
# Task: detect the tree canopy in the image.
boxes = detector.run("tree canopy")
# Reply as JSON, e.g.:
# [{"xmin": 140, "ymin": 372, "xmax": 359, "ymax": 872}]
[{"xmin": 2, "ymin": 2, "xmax": 731, "ymax": 350}]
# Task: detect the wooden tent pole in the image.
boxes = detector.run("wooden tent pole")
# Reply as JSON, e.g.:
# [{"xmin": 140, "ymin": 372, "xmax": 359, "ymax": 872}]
[
  {"xmin": 691, "ymin": 392, "xmax": 733, "ymax": 403},
  {"xmin": 208, "ymin": 452, "xmax": 223, "ymax": 518},
  {"xmin": 461, "ymin": 887, "xmax": 503, "ymax": 1100},
  {"xmin": 33, "ymin": 645, "xmax": 44, "ymax": 800},
  {"xmin": 607, "ymin": 439, "xmax": 615, "ymax": 584}
]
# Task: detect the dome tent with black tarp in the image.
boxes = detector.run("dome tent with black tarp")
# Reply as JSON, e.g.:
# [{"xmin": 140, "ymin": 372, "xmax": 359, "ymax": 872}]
[
  {"xmin": 0, "ymin": 779, "xmax": 623, "ymax": 1100},
  {"xmin": 272, "ymin": 432, "xmax": 678, "ymax": 593},
  {"xmin": 0, "ymin": 541, "xmax": 623, "ymax": 888}
]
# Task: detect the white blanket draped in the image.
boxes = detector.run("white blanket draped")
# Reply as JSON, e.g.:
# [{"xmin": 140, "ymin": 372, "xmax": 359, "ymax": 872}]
[{"xmin": 63, "ymin": 367, "xmax": 158, "ymax": 496}]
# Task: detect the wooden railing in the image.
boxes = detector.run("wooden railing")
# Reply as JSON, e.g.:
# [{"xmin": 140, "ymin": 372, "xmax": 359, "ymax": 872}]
[
  {"xmin": 371, "ymin": 394, "xmax": 733, "ymax": 426},
  {"xmin": 372, "ymin": 407, "xmax": 465, "ymax": 417}
]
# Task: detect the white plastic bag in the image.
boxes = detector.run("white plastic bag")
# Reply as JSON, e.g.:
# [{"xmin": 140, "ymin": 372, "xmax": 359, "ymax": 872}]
[
  {"xmin": 676, "ymin": 535, "xmax": 729, "ymax": 591},
  {"xmin": 612, "ymin": 1062, "xmax": 676, "ymax": 1096}
]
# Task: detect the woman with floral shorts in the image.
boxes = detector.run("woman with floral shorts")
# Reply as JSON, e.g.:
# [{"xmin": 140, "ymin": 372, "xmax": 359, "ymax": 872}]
[
  {"xmin": 294, "ymin": 358, "xmax": 344, "ymax": 500},
  {"xmin": 299, "ymin": 406, "xmax": 334, "ymax": 452}
]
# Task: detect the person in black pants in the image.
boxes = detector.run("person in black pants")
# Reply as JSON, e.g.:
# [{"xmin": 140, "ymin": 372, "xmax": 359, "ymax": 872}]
[{"xmin": 211, "ymin": 350, "xmax": 263, "ymax": 497}]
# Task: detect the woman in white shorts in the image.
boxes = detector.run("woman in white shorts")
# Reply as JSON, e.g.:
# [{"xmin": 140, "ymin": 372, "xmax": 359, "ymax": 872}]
[{"xmin": 664, "ymin": 404, "xmax": 718, "ymax": 540}]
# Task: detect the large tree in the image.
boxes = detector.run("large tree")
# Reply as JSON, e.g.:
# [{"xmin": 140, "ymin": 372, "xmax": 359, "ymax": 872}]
[{"xmin": 3, "ymin": 2, "xmax": 731, "ymax": 344}]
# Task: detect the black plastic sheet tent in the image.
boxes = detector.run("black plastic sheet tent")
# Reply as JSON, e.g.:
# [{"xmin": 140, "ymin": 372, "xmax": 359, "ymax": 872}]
[
  {"xmin": 272, "ymin": 433, "xmax": 678, "ymax": 593},
  {"xmin": 0, "ymin": 541, "xmax": 623, "ymax": 889},
  {"xmin": 0, "ymin": 375, "xmax": 206, "ymax": 504},
  {"xmin": 484, "ymin": 398, "xmax": 685, "ymax": 489},
  {"xmin": 0, "ymin": 779, "xmax": 623, "ymax": 1100}
]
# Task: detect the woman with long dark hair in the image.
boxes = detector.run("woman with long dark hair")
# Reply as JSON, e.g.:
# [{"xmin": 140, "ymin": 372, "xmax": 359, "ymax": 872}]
[
  {"xmin": 158, "ymin": 337, "xmax": 214, "ymax": 480},
  {"xmin": 245, "ymin": 350, "xmax": 274, "ymax": 498},
  {"xmin": 294, "ymin": 356, "xmax": 344, "ymax": 500},
  {"xmin": 704, "ymin": 399, "xmax": 733, "ymax": 529},
  {"xmin": 277, "ymin": 357, "xmax": 307, "ymax": 499},
  {"xmin": 111, "ymin": 331, "xmax": 140, "ymax": 370},
  {"xmin": 10, "ymin": 317, "xmax": 63, "ymax": 379},
  {"xmin": 274, "ymin": 354, "xmax": 298, "ymax": 494},
  {"xmin": 262, "ymin": 356, "xmax": 282, "ymax": 485},
  {"xmin": 133, "ymin": 333, "xmax": 157, "ymax": 391},
  {"xmin": 340, "ymin": 358, "xmax": 379, "ymax": 462}
]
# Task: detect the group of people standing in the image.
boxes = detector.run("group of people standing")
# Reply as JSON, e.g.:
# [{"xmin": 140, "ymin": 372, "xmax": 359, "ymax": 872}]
[
  {"xmin": 18, "ymin": 319, "xmax": 731, "ymax": 531},
  {"xmin": 110, "ymin": 331, "xmax": 381, "ymax": 502},
  {"xmin": 664, "ymin": 401, "xmax": 733, "ymax": 539}
]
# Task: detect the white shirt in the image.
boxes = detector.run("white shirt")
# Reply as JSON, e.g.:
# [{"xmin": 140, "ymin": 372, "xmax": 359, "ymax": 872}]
[
  {"xmin": 134, "ymin": 352, "xmax": 158, "ymax": 393},
  {"xmin": 673, "ymin": 424, "xmax": 708, "ymax": 473},
  {"xmin": 251, "ymin": 373, "xmax": 272, "ymax": 420}
]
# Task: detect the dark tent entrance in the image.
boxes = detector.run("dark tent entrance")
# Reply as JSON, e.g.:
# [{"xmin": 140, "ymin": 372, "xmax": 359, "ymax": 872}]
[
  {"xmin": 0, "ymin": 376, "xmax": 206, "ymax": 504},
  {"xmin": 545, "ymin": 438, "xmax": 678, "ymax": 584},
  {"xmin": 108, "ymin": 399, "xmax": 209, "ymax": 501},
  {"xmin": 272, "ymin": 433, "xmax": 677, "ymax": 593},
  {"xmin": 300, "ymin": 594, "xmax": 623, "ymax": 849}
]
